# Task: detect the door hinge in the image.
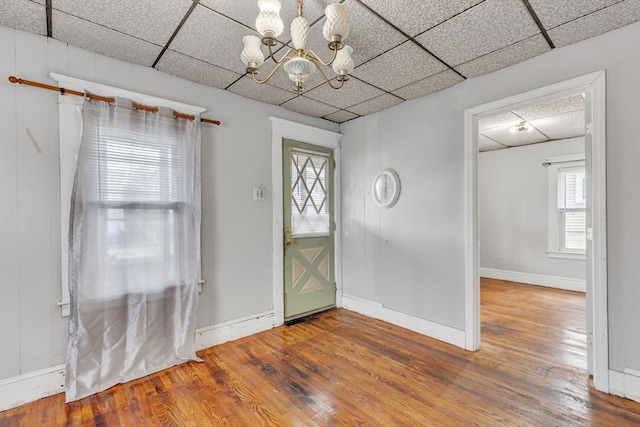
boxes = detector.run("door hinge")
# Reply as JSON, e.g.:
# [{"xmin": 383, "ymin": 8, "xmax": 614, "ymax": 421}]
[{"xmin": 333, "ymin": 159, "xmax": 336, "ymax": 169}]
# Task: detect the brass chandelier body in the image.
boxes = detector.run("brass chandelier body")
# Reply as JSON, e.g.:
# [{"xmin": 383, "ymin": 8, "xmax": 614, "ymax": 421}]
[{"xmin": 241, "ymin": 0, "xmax": 354, "ymax": 95}]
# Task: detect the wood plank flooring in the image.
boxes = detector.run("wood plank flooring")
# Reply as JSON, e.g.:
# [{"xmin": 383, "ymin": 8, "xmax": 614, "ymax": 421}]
[{"xmin": 1, "ymin": 279, "xmax": 639, "ymax": 426}]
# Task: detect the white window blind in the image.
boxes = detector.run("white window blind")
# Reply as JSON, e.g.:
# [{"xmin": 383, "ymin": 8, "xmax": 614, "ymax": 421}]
[{"xmin": 558, "ymin": 166, "xmax": 586, "ymax": 251}]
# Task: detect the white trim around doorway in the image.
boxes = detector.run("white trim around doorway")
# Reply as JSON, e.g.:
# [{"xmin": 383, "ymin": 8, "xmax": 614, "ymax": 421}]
[
  {"xmin": 270, "ymin": 118, "xmax": 343, "ymax": 327},
  {"xmin": 463, "ymin": 71, "xmax": 609, "ymax": 393}
]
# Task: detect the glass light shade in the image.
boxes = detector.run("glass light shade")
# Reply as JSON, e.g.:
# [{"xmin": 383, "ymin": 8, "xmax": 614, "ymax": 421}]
[
  {"xmin": 290, "ymin": 16, "xmax": 309, "ymax": 50},
  {"xmin": 284, "ymin": 57, "xmax": 316, "ymax": 80},
  {"xmin": 323, "ymin": 3, "xmax": 349, "ymax": 42},
  {"xmin": 332, "ymin": 45, "xmax": 354, "ymax": 75},
  {"xmin": 241, "ymin": 35, "xmax": 265, "ymax": 66},
  {"xmin": 256, "ymin": 0, "xmax": 284, "ymax": 37}
]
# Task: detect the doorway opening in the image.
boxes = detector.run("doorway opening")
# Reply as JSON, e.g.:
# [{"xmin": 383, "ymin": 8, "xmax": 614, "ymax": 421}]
[{"xmin": 464, "ymin": 71, "xmax": 609, "ymax": 393}]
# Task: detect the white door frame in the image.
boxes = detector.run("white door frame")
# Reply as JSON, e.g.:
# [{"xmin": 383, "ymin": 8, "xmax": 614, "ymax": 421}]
[
  {"xmin": 463, "ymin": 71, "xmax": 609, "ymax": 392},
  {"xmin": 270, "ymin": 117, "xmax": 342, "ymax": 326}
]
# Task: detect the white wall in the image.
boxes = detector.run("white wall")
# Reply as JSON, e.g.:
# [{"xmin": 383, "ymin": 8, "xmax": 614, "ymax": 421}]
[
  {"xmin": 340, "ymin": 22, "xmax": 640, "ymax": 375},
  {"xmin": 478, "ymin": 138, "xmax": 586, "ymax": 285},
  {"xmin": 0, "ymin": 26, "xmax": 338, "ymax": 381}
]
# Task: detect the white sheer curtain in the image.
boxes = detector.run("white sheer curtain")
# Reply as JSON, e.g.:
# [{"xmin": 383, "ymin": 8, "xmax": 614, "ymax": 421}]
[{"xmin": 65, "ymin": 98, "xmax": 201, "ymax": 402}]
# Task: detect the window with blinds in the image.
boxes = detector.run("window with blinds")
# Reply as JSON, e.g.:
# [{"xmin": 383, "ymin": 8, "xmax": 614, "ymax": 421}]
[{"xmin": 558, "ymin": 166, "xmax": 586, "ymax": 251}]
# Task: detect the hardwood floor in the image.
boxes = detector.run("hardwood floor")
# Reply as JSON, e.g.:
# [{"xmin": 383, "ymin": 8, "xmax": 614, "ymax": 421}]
[{"xmin": 1, "ymin": 279, "xmax": 639, "ymax": 426}]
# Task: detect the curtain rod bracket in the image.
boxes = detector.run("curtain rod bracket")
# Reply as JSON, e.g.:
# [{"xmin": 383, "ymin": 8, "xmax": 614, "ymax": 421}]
[{"xmin": 60, "ymin": 87, "xmax": 66, "ymax": 95}]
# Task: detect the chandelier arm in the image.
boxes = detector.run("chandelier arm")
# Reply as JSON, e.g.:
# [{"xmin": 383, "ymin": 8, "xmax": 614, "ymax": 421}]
[
  {"xmin": 267, "ymin": 45, "xmax": 295, "ymax": 65},
  {"xmin": 304, "ymin": 48, "xmax": 339, "ymax": 67},
  {"xmin": 310, "ymin": 59, "xmax": 346, "ymax": 90},
  {"xmin": 249, "ymin": 58, "xmax": 291, "ymax": 84}
]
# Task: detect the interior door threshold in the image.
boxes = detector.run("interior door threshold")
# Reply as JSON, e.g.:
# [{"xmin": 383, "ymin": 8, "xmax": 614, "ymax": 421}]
[{"xmin": 284, "ymin": 305, "xmax": 336, "ymax": 326}]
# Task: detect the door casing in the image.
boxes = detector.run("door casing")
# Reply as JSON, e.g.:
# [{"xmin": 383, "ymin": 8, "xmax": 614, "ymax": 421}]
[{"xmin": 270, "ymin": 118, "xmax": 342, "ymax": 326}]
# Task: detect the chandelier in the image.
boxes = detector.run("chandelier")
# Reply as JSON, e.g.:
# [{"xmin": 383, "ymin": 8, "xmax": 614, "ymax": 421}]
[{"xmin": 240, "ymin": 0, "xmax": 354, "ymax": 95}]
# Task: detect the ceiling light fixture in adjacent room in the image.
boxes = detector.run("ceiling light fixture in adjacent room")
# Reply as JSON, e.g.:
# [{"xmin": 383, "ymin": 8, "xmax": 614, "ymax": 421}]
[
  {"xmin": 241, "ymin": 0, "xmax": 354, "ymax": 95},
  {"xmin": 510, "ymin": 121, "xmax": 532, "ymax": 133}
]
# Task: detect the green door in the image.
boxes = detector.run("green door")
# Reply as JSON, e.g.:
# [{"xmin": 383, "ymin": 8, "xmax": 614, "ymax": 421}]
[{"xmin": 283, "ymin": 139, "xmax": 335, "ymax": 320}]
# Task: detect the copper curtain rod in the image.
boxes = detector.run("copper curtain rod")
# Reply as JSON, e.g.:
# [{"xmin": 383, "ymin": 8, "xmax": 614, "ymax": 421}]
[{"xmin": 7, "ymin": 76, "xmax": 221, "ymax": 126}]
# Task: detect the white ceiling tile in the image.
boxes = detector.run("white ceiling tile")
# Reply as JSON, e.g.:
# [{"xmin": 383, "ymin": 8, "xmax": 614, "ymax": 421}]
[
  {"xmin": 455, "ymin": 35, "xmax": 550, "ymax": 78},
  {"xmin": 415, "ymin": 0, "xmax": 540, "ymax": 66},
  {"xmin": 478, "ymin": 111, "xmax": 522, "ymax": 131},
  {"xmin": 155, "ymin": 50, "xmax": 242, "ymax": 89},
  {"xmin": 52, "ymin": 11, "xmax": 161, "ymax": 67},
  {"xmin": 306, "ymin": 0, "xmax": 406, "ymax": 68},
  {"xmin": 514, "ymin": 95, "xmax": 585, "ymax": 121},
  {"xmin": 303, "ymin": 77, "xmax": 385, "ymax": 109},
  {"xmin": 529, "ymin": 110, "xmax": 585, "ymax": 140},
  {"xmin": 358, "ymin": 0, "xmax": 484, "ymax": 37},
  {"xmin": 280, "ymin": 95, "xmax": 339, "ymax": 118},
  {"xmin": 169, "ymin": 5, "xmax": 251, "ymax": 75},
  {"xmin": 0, "ymin": 0, "xmax": 46, "ymax": 35},
  {"xmin": 226, "ymin": 75, "xmax": 296, "ymax": 105},
  {"xmin": 347, "ymin": 93, "xmax": 404, "ymax": 116},
  {"xmin": 547, "ymin": 0, "xmax": 640, "ymax": 47},
  {"xmin": 478, "ymin": 134, "xmax": 507, "ymax": 152},
  {"xmin": 527, "ymin": 0, "xmax": 618, "ymax": 29},
  {"xmin": 352, "ymin": 41, "xmax": 448, "ymax": 92},
  {"xmin": 324, "ymin": 109, "xmax": 360, "ymax": 123},
  {"xmin": 392, "ymin": 70, "xmax": 464, "ymax": 101},
  {"xmin": 200, "ymin": 0, "xmax": 330, "ymax": 43},
  {"xmin": 53, "ymin": 0, "xmax": 194, "ymax": 45},
  {"xmin": 481, "ymin": 125, "xmax": 548, "ymax": 147}
]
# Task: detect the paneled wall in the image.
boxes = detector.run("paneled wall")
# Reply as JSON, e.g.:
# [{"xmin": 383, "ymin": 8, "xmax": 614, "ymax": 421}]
[
  {"xmin": 340, "ymin": 22, "xmax": 640, "ymax": 374},
  {"xmin": 0, "ymin": 26, "xmax": 338, "ymax": 380}
]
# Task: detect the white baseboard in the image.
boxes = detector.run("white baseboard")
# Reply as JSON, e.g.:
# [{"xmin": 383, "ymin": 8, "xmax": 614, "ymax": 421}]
[
  {"xmin": 342, "ymin": 295, "xmax": 466, "ymax": 349},
  {"xmin": 0, "ymin": 364, "xmax": 65, "ymax": 412},
  {"xmin": 609, "ymin": 369, "xmax": 640, "ymax": 403},
  {"xmin": 480, "ymin": 267, "xmax": 586, "ymax": 292},
  {"xmin": 195, "ymin": 310, "xmax": 275, "ymax": 351},
  {"xmin": 0, "ymin": 311, "xmax": 276, "ymax": 412}
]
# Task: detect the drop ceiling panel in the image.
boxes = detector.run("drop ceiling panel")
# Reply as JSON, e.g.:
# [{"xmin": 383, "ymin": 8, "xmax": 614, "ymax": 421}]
[
  {"xmin": 280, "ymin": 95, "xmax": 339, "ymax": 118},
  {"xmin": 547, "ymin": 0, "xmax": 640, "ymax": 47},
  {"xmin": 358, "ymin": 0, "xmax": 484, "ymax": 37},
  {"xmin": 392, "ymin": 70, "xmax": 464, "ymax": 101},
  {"xmin": 352, "ymin": 41, "xmax": 448, "ymax": 92},
  {"xmin": 169, "ymin": 5, "xmax": 250, "ymax": 75},
  {"xmin": 316, "ymin": 0, "xmax": 406, "ymax": 67},
  {"xmin": 324, "ymin": 109, "xmax": 359, "ymax": 123},
  {"xmin": 200, "ymin": 0, "xmax": 329, "ymax": 43},
  {"xmin": 415, "ymin": 0, "xmax": 540, "ymax": 66},
  {"xmin": 526, "ymin": 0, "xmax": 623, "ymax": 29},
  {"xmin": 478, "ymin": 111, "xmax": 523, "ymax": 131},
  {"xmin": 513, "ymin": 95, "xmax": 584, "ymax": 121},
  {"xmin": 347, "ymin": 93, "xmax": 404, "ymax": 116},
  {"xmin": 0, "ymin": 0, "xmax": 46, "ymax": 36},
  {"xmin": 478, "ymin": 134, "xmax": 506, "ymax": 152},
  {"xmin": 155, "ymin": 50, "xmax": 242, "ymax": 89},
  {"xmin": 480, "ymin": 126, "xmax": 547, "ymax": 147},
  {"xmin": 227, "ymin": 75, "xmax": 297, "ymax": 105},
  {"xmin": 52, "ymin": 11, "xmax": 161, "ymax": 67},
  {"xmin": 53, "ymin": 0, "xmax": 193, "ymax": 45},
  {"xmin": 303, "ymin": 77, "xmax": 385, "ymax": 110},
  {"xmin": 455, "ymin": 34, "xmax": 550, "ymax": 78},
  {"xmin": 529, "ymin": 110, "xmax": 585, "ymax": 140}
]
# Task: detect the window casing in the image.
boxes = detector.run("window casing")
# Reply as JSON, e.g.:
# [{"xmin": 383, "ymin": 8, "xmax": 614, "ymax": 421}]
[{"xmin": 547, "ymin": 155, "xmax": 586, "ymax": 260}]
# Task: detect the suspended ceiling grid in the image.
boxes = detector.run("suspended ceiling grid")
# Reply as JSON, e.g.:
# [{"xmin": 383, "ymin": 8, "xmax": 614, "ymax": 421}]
[{"xmin": 1, "ymin": 0, "xmax": 638, "ymax": 126}]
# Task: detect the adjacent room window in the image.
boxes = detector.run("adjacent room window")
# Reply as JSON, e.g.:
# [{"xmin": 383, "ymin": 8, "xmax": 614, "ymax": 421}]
[{"xmin": 547, "ymin": 155, "xmax": 586, "ymax": 259}]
